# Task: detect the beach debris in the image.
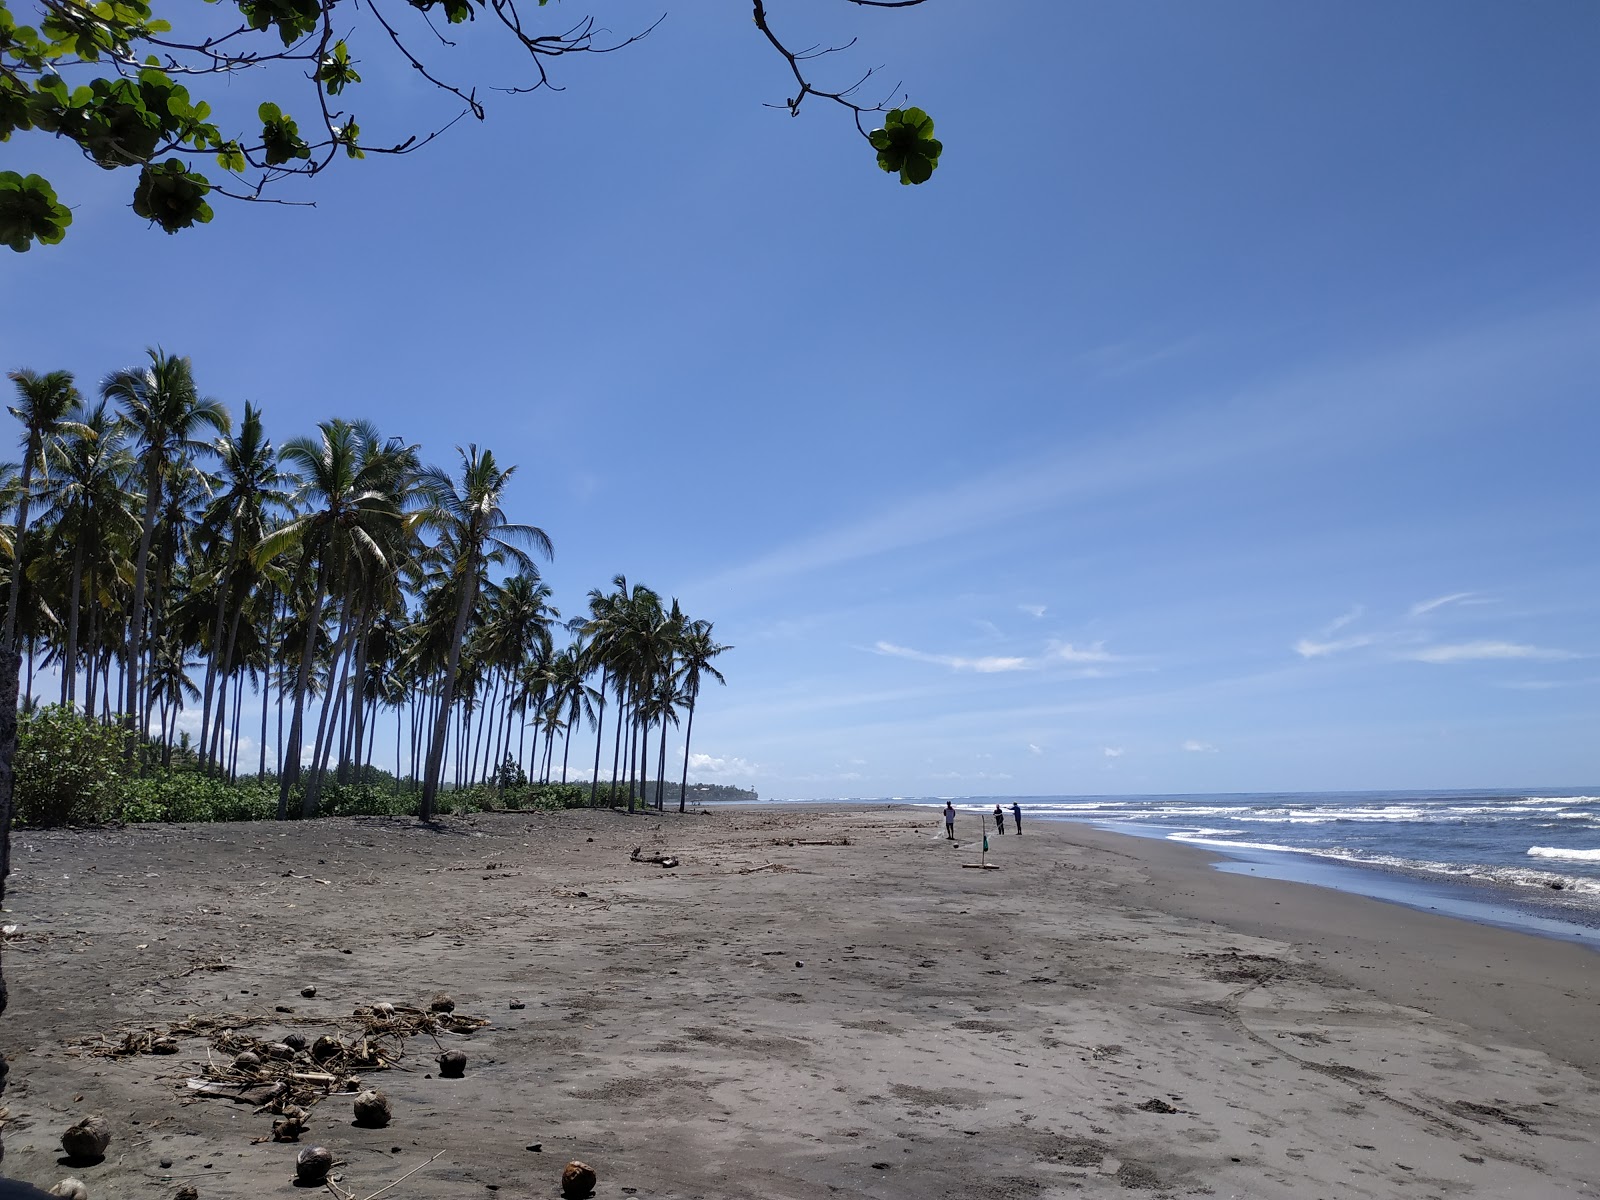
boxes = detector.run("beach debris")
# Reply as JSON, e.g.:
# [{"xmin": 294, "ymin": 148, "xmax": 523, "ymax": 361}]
[
  {"xmin": 300, "ymin": 985, "xmax": 318, "ymax": 998},
  {"xmin": 508, "ymin": 999, "xmax": 525, "ymax": 1010},
  {"xmin": 560, "ymin": 1160, "xmax": 597, "ymax": 1199},
  {"xmin": 174, "ymin": 1187, "xmax": 199, "ymax": 1200},
  {"xmin": 282, "ymin": 1032, "xmax": 309, "ymax": 1052},
  {"xmin": 352, "ymin": 1089, "xmax": 391, "ymax": 1128},
  {"xmin": 1137, "ymin": 1098, "xmax": 1179, "ymax": 1114},
  {"xmin": 436, "ymin": 1050, "xmax": 467, "ymax": 1078},
  {"xmin": 429, "ymin": 993, "xmax": 455, "ymax": 1014},
  {"xmin": 371, "ymin": 1002, "xmax": 396, "ymax": 1019},
  {"xmin": 233, "ymin": 1050, "xmax": 262, "ymax": 1073},
  {"xmin": 151, "ymin": 1036, "xmax": 180, "ymax": 1055},
  {"xmin": 266, "ymin": 1041, "xmax": 295, "ymax": 1060},
  {"xmin": 60, "ymin": 1115, "xmax": 111, "ymax": 1162},
  {"xmin": 629, "ymin": 847, "xmax": 678, "ymax": 869},
  {"xmin": 311, "ymin": 1035, "xmax": 344, "ymax": 1064},
  {"xmin": 272, "ymin": 1105, "xmax": 309, "ymax": 1142},
  {"xmin": 47, "ymin": 1179, "xmax": 88, "ymax": 1199},
  {"xmin": 295, "ymin": 1145, "xmax": 334, "ymax": 1185}
]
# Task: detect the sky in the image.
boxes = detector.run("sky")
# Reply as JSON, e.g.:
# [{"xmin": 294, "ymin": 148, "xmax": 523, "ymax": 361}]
[{"xmin": 2, "ymin": 1, "xmax": 1597, "ymax": 798}]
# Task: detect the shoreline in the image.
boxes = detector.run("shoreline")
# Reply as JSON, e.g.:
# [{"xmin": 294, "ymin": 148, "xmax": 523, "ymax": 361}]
[{"xmin": 2, "ymin": 806, "xmax": 1596, "ymax": 1198}]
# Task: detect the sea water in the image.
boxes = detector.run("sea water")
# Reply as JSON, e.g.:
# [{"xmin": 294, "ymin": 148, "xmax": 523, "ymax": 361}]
[{"xmin": 781, "ymin": 790, "xmax": 1600, "ymax": 944}]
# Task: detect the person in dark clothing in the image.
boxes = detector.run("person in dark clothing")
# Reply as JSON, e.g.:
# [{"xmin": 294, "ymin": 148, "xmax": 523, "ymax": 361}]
[
  {"xmin": 1011, "ymin": 802, "xmax": 1023, "ymax": 834},
  {"xmin": 992, "ymin": 804, "xmax": 1006, "ymax": 835}
]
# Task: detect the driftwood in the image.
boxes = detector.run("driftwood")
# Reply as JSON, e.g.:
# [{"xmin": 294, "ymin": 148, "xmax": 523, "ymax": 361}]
[{"xmin": 629, "ymin": 847, "xmax": 679, "ymax": 869}]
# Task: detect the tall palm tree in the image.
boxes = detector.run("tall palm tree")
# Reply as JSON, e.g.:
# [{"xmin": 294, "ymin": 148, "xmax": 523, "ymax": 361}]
[
  {"xmin": 39, "ymin": 400, "xmax": 135, "ymax": 709},
  {"xmin": 5, "ymin": 369, "xmax": 84, "ymax": 647},
  {"xmin": 675, "ymin": 619, "xmax": 730, "ymax": 812},
  {"xmin": 195, "ymin": 402, "xmax": 290, "ymax": 774},
  {"xmin": 416, "ymin": 446, "xmax": 552, "ymax": 821},
  {"xmin": 101, "ymin": 349, "xmax": 228, "ymax": 744},
  {"xmin": 259, "ymin": 419, "xmax": 416, "ymax": 817},
  {"xmin": 547, "ymin": 641, "xmax": 598, "ymax": 784}
]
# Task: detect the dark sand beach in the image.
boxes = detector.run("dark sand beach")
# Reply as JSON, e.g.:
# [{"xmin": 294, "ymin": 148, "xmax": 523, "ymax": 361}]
[{"xmin": 1, "ymin": 805, "xmax": 1595, "ymax": 1199}]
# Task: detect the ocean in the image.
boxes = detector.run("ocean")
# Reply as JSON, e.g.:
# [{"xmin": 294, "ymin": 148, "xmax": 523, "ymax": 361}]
[{"xmin": 789, "ymin": 789, "xmax": 1600, "ymax": 944}]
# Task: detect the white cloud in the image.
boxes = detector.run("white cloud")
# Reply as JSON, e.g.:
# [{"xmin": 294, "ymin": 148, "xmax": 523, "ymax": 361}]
[
  {"xmin": 1183, "ymin": 740, "xmax": 1217, "ymax": 753},
  {"xmin": 1019, "ymin": 604, "xmax": 1047, "ymax": 618},
  {"xmin": 1047, "ymin": 640, "xmax": 1119, "ymax": 663},
  {"xmin": 1409, "ymin": 592, "xmax": 1476, "ymax": 617},
  {"xmin": 689, "ymin": 752, "xmax": 760, "ymax": 776},
  {"xmin": 1103, "ymin": 746, "xmax": 1124, "ymax": 758},
  {"xmin": 1294, "ymin": 633, "xmax": 1384, "ymax": 659},
  {"xmin": 1321, "ymin": 605, "xmax": 1365, "ymax": 635},
  {"xmin": 1027, "ymin": 743, "xmax": 1043, "ymax": 755},
  {"xmin": 871, "ymin": 641, "xmax": 1029, "ymax": 673},
  {"xmin": 1406, "ymin": 641, "xmax": 1576, "ymax": 664}
]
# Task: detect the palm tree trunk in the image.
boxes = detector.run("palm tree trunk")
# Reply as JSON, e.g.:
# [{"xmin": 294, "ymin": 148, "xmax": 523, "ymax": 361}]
[
  {"xmin": 229, "ymin": 675, "xmax": 244, "ymax": 780},
  {"xmin": 305, "ymin": 593, "xmax": 356, "ymax": 814},
  {"xmin": 198, "ymin": 572, "xmax": 231, "ymax": 773},
  {"xmin": 421, "ymin": 572, "xmax": 478, "ymax": 820},
  {"xmin": 587, "ymin": 666, "xmax": 608, "ymax": 806},
  {"xmin": 61, "ymin": 540, "xmax": 85, "ymax": 708},
  {"xmin": 279, "ymin": 564, "xmax": 329, "ymax": 819},
  {"xmin": 607, "ymin": 679, "xmax": 627, "ymax": 806},
  {"xmin": 124, "ymin": 453, "xmax": 162, "ymax": 755},
  {"xmin": 259, "ymin": 667, "xmax": 269, "ymax": 778},
  {"xmin": 656, "ymin": 724, "xmax": 669, "ymax": 810},
  {"xmin": 2, "ymin": 432, "xmax": 39, "ymax": 648},
  {"xmin": 678, "ymin": 696, "xmax": 697, "ymax": 813}
]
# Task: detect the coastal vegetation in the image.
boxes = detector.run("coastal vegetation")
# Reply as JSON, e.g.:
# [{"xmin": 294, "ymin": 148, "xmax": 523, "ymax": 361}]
[{"xmin": 0, "ymin": 350, "xmax": 733, "ymax": 826}]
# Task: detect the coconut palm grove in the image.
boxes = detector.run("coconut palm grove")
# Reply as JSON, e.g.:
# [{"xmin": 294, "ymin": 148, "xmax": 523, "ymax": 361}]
[{"xmin": 0, "ymin": 349, "xmax": 734, "ymax": 826}]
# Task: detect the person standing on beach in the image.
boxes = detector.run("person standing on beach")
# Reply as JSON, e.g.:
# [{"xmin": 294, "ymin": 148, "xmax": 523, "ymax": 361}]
[
  {"xmin": 1011, "ymin": 802, "xmax": 1022, "ymax": 835},
  {"xmin": 944, "ymin": 801, "xmax": 957, "ymax": 840},
  {"xmin": 993, "ymin": 804, "xmax": 1006, "ymax": 835}
]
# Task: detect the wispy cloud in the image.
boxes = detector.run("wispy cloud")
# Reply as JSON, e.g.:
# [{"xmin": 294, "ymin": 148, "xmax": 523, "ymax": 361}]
[
  {"xmin": 1103, "ymin": 746, "xmax": 1124, "ymax": 758},
  {"xmin": 1322, "ymin": 606, "xmax": 1365, "ymax": 635},
  {"xmin": 1027, "ymin": 743, "xmax": 1043, "ymax": 755},
  {"xmin": 1019, "ymin": 603, "xmax": 1047, "ymax": 618},
  {"xmin": 1410, "ymin": 592, "xmax": 1477, "ymax": 617},
  {"xmin": 871, "ymin": 641, "xmax": 1030, "ymax": 673},
  {"xmin": 1498, "ymin": 676, "xmax": 1600, "ymax": 690},
  {"xmin": 1406, "ymin": 641, "xmax": 1577, "ymax": 664},
  {"xmin": 1183, "ymin": 739, "xmax": 1218, "ymax": 753},
  {"xmin": 1294, "ymin": 633, "xmax": 1386, "ymax": 659},
  {"xmin": 1046, "ymin": 640, "xmax": 1120, "ymax": 663}
]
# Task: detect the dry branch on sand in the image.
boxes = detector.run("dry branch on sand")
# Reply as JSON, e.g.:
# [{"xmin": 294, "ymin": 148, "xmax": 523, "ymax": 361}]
[{"xmin": 629, "ymin": 847, "xmax": 679, "ymax": 869}]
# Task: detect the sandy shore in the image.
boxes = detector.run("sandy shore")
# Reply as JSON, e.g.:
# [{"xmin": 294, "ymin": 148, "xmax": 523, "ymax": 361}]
[{"xmin": 0, "ymin": 805, "xmax": 1596, "ymax": 1199}]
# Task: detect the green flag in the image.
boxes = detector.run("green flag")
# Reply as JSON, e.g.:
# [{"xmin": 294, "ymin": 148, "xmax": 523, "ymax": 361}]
[{"xmin": 983, "ymin": 834, "xmax": 990, "ymax": 852}]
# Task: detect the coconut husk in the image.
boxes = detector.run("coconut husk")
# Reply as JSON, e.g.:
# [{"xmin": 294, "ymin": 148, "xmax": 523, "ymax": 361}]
[
  {"xmin": 561, "ymin": 1160, "xmax": 597, "ymax": 1199},
  {"xmin": 352, "ymin": 1089, "xmax": 391, "ymax": 1128},
  {"xmin": 48, "ymin": 1180, "xmax": 88, "ymax": 1200},
  {"xmin": 295, "ymin": 1145, "xmax": 333, "ymax": 1185},
  {"xmin": 60, "ymin": 1115, "xmax": 111, "ymax": 1163}
]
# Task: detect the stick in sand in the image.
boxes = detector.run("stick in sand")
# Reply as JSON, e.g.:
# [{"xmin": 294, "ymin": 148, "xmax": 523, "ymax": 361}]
[{"xmin": 961, "ymin": 828, "xmax": 1000, "ymax": 870}]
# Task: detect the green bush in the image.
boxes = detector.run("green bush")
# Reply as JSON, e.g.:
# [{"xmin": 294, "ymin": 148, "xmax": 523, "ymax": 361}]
[
  {"xmin": 12, "ymin": 705, "xmax": 130, "ymax": 826},
  {"xmin": 112, "ymin": 774, "xmax": 278, "ymax": 823}
]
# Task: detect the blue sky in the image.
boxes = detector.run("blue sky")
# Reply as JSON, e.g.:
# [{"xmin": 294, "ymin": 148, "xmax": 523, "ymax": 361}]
[{"xmin": 3, "ymin": 1, "xmax": 1597, "ymax": 797}]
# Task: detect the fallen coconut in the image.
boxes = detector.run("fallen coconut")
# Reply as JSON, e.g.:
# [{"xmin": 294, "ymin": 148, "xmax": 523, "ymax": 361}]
[
  {"xmin": 61, "ymin": 1115, "xmax": 111, "ymax": 1162},
  {"xmin": 232, "ymin": 1051, "xmax": 262, "ymax": 1072},
  {"xmin": 429, "ymin": 992, "xmax": 455, "ymax": 1013},
  {"xmin": 508, "ymin": 999, "xmax": 525, "ymax": 1010},
  {"xmin": 310, "ymin": 1034, "xmax": 344, "ymax": 1064},
  {"xmin": 295, "ymin": 1145, "xmax": 334, "ymax": 1185},
  {"xmin": 436, "ymin": 1050, "xmax": 467, "ymax": 1078},
  {"xmin": 174, "ymin": 1187, "xmax": 199, "ymax": 1200},
  {"xmin": 560, "ymin": 1160, "xmax": 597, "ymax": 1199},
  {"xmin": 352, "ymin": 1089, "xmax": 392, "ymax": 1128},
  {"xmin": 371, "ymin": 1001, "xmax": 396, "ymax": 1019},
  {"xmin": 300, "ymin": 985, "xmax": 318, "ymax": 998},
  {"xmin": 150, "ymin": 1037, "xmax": 179, "ymax": 1055},
  {"xmin": 282, "ymin": 1032, "xmax": 309, "ymax": 1052},
  {"xmin": 48, "ymin": 1179, "xmax": 88, "ymax": 1200},
  {"xmin": 266, "ymin": 1042, "xmax": 295, "ymax": 1060}
]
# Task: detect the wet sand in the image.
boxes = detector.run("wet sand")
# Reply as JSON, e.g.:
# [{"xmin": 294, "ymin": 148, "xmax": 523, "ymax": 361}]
[{"xmin": 1, "ymin": 804, "xmax": 1596, "ymax": 1199}]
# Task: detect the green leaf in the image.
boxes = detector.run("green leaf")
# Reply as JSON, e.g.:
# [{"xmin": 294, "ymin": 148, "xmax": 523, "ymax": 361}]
[
  {"xmin": 131, "ymin": 158, "xmax": 213, "ymax": 232},
  {"xmin": 0, "ymin": 170, "xmax": 73, "ymax": 251}
]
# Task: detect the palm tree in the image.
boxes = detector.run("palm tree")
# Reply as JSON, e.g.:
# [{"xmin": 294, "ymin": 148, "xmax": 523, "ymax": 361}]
[
  {"xmin": 101, "ymin": 349, "xmax": 229, "ymax": 745},
  {"xmin": 5, "ymin": 369, "xmax": 84, "ymax": 648},
  {"xmin": 675, "ymin": 619, "xmax": 730, "ymax": 811},
  {"xmin": 195, "ymin": 401, "xmax": 290, "ymax": 773},
  {"xmin": 39, "ymin": 400, "xmax": 135, "ymax": 709},
  {"xmin": 547, "ymin": 641, "xmax": 598, "ymax": 784},
  {"xmin": 259, "ymin": 419, "xmax": 416, "ymax": 818},
  {"xmin": 416, "ymin": 446, "xmax": 552, "ymax": 821}
]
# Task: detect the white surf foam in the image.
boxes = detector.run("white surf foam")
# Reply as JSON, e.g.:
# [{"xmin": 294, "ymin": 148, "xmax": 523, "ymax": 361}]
[{"xmin": 1527, "ymin": 846, "xmax": 1600, "ymax": 863}]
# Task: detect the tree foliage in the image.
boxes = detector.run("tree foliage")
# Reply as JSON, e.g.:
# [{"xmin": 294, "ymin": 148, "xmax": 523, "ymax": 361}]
[{"xmin": 0, "ymin": 0, "xmax": 941, "ymax": 250}]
